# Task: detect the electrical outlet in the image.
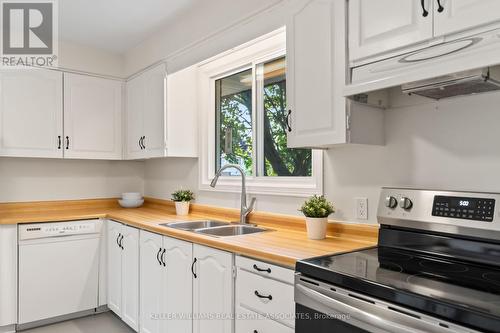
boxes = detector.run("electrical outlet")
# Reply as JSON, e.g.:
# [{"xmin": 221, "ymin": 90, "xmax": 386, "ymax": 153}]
[{"xmin": 355, "ymin": 197, "xmax": 368, "ymax": 220}]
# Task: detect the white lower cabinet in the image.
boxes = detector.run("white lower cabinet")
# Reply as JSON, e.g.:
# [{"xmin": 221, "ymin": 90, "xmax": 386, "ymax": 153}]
[
  {"xmin": 0, "ymin": 225, "xmax": 17, "ymax": 332},
  {"xmin": 139, "ymin": 230, "xmax": 193, "ymax": 333},
  {"xmin": 235, "ymin": 256, "xmax": 295, "ymax": 332},
  {"xmin": 193, "ymin": 244, "xmax": 234, "ymax": 333},
  {"xmin": 107, "ymin": 220, "xmax": 140, "ymax": 331}
]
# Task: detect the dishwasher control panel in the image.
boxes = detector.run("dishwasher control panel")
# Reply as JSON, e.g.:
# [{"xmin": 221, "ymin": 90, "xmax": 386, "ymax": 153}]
[{"xmin": 19, "ymin": 219, "xmax": 100, "ymax": 241}]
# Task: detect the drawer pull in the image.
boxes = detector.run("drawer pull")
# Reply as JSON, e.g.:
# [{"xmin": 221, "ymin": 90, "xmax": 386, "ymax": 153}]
[
  {"xmin": 253, "ymin": 264, "xmax": 271, "ymax": 273},
  {"xmin": 254, "ymin": 290, "xmax": 272, "ymax": 300}
]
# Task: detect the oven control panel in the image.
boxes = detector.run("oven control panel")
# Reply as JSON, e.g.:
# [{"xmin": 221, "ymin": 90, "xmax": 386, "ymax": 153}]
[{"xmin": 432, "ymin": 196, "xmax": 495, "ymax": 222}]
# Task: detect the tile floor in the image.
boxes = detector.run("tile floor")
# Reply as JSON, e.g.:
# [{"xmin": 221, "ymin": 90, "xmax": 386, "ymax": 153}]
[{"xmin": 21, "ymin": 312, "xmax": 135, "ymax": 333}]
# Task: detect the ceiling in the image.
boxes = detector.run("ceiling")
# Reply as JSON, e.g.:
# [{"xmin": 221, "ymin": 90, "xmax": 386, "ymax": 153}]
[{"xmin": 59, "ymin": 0, "xmax": 199, "ymax": 54}]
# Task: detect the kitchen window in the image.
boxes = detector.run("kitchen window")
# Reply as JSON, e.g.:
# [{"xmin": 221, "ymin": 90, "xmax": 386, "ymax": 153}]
[{"xmin": 199, "ymin": 29, "xmax": 322, "ymax": 196}]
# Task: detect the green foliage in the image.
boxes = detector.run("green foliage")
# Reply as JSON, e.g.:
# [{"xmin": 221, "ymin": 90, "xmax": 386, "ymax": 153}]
[
  {"xmin": 171, "ymin": 189, "xmax": 195, "ymax": 202},
  {"xmin": 299, "ymin": 195, "xmax": 335, "ymax": 218},
  {"xmin": 217, "ymin": 68, "xmax": 312, "ymax": 177}
]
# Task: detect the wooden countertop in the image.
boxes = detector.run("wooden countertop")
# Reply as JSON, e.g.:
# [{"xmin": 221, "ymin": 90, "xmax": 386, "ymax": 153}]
[{"xmin": 0, "ymin": 198, "xmax": 378, "ymax": 268}]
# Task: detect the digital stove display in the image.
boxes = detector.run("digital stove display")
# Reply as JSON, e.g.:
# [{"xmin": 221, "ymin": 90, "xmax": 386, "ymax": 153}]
[{"xmin": 432, "ymin": 195, "xmax": 495, "ymax": 222}]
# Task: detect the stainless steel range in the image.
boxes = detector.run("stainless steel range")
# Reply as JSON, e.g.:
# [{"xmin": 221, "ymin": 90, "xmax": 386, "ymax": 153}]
[{"xmin": 295, "ymin": 188, "xmax": 500, "ymax": 333}]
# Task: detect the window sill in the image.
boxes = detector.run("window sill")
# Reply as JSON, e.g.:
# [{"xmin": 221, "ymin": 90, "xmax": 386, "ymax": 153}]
[{"xmin": 199, "ymin": 176, "xmax": 322, "ymax": 197}]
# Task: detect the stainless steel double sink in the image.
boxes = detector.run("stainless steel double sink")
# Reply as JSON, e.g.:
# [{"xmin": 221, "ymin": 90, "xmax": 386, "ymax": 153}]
[{"xmin": 159, "ymin": 220, "xmax": 270, "ymax": 237}]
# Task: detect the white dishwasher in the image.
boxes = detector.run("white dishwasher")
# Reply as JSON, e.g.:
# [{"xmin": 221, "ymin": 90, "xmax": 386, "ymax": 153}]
[{"xmin": 18, "ymin": 219, "xmax": 102, "ymax": 326}]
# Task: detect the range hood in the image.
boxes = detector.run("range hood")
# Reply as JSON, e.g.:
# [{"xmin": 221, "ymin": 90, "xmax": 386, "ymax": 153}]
[{"xmin": 401, "ymin": 67, "xmax": 500, "ymax": 100}]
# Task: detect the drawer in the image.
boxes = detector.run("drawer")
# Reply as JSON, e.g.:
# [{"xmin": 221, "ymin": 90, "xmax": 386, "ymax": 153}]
[
  {"xmin": 236, "ymin": 306, "xmax": 294, "ymax": 333},
  {"xmin": 236, "ymin": 269, "xmax": 295, "ymax": 327},
  {"xmin": 236, "ymin": 256, "xmax": 294, "ymax": 284}
]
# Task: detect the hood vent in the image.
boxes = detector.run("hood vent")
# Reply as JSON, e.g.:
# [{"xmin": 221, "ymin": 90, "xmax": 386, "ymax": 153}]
[{"xmin": 401, "ymin": 67, "xmax": 500, "ymax": 100}]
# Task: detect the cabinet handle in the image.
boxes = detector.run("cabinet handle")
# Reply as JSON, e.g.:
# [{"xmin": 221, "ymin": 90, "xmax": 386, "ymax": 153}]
[
  {"xmin": 254, "ymin": 290, "xmax": 272, "ymax": 300},
  {"xmin": 161, "ymin": 249, "xmax": 166, "ymax": 267},
  {"xmin": 420, "ymin": 0, "xmax": 429, "ymax": 17},
  {"xmin": 253, "ymin": 264, "xmax": 271, "ymax": 273},
  {"xmin": 286, "ymin": 109, "xmax": 292, "ymax": 132},
  {"xmin": 191, "ymin": 257, "xmax": 197, "ymax": 278},
  {"xmin": 142, "ymin": 136, "xmax": 146, "ymax": 149},
  {"xmin": 65, "ymin": 136, "xmax": 70, "ymax": 149},
  {"xmin": 436, "ymin": 0, "xmax": 444, "ymax": 12},
  {"xmin": 116, "ymin": 233, "xmax": 121, "ymax": 248},
  {"xmin": 57, "ymin": 136, "xmax": 62, "ymax": 149},
  {"xmin": 156, "ymin": 248, "xmax": 162, "ymax": 265},
  {"xmin": 119, "ymin": 235, "xmax": 124, "ymax": 250}
]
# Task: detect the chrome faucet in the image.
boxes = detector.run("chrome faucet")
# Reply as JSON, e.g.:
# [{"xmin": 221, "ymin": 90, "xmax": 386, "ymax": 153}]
[{"xmin": 210, "ymin": 164, "xmax": 256, "ymax": 224}]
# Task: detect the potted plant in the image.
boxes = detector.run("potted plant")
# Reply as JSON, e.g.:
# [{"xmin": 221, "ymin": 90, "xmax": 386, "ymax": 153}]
[
  {"xmin": 171, "ymin": 189, "xmax": 195, "ymax": 216},
  {"xmin": 299, "ymin": 195, "xmax": 335, "ymax": 240}
]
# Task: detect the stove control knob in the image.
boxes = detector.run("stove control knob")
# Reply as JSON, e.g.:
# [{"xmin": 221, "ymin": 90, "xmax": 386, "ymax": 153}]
[
  {"xmin": 385, "ymin": 196, "xmax": 398, "ymax": 209},
  {"xmin": 399, "ymin": 197, "xmax": 413, "ymax": 210}
]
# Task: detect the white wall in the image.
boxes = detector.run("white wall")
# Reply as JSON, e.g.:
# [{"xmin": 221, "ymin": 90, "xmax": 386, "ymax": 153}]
[
  {"xmin": 143, "ymin": 90, "xmax": 500, "ymax": 224},
  {"xmin": 0, "ymin": 158, "xmax": 143, "ymax": 202},
  {"xmin": 59, "ymin": 40, "xmax": 125, "ymax": 77}
]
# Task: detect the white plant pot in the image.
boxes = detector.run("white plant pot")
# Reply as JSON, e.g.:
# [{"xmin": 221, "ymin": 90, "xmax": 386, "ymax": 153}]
[
  {"xmin": 305, "ymin": 217, "xmax": 328, "ymax": 240},
  {"xmin": 175, "ymin": 201, "xmax": 190, "ymax": 216}
]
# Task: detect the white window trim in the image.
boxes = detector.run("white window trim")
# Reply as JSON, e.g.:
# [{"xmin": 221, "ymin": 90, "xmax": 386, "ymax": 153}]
[{"xmin": 198, "ymin": 28, "xmax": 323, "ymax": 197}]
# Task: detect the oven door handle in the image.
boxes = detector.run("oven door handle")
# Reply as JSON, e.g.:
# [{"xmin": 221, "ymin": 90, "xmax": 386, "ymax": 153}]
[{"xmin": 296, "ymin": 284, "xmax": 454, "ymax": 333}]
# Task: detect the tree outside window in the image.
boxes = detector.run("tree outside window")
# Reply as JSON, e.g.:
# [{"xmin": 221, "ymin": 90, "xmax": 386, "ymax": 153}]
[{"xmin": 215, "ymin": 56, "xmax": 312, "ymax": 177}]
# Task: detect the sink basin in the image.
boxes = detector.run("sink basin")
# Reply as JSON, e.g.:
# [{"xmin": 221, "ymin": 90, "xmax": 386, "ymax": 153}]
[
  {"xmin": 160, "ymin": 220, "xmax": 230, "ymax": 231},
  {"xmin": 195, "ymin": 225, "xmax": 270, "ymax": 237}
]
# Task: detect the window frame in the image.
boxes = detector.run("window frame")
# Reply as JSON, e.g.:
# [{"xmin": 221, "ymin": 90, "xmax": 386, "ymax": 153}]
[{"xmin": 198, "ymin": 28, "xmax": 323, "ymax": 197}]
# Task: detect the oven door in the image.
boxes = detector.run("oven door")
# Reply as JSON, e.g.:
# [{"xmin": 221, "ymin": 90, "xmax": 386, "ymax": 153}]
[{"xmin": 294, "ymin": 275, "xmax": 476, "ymax": 333}]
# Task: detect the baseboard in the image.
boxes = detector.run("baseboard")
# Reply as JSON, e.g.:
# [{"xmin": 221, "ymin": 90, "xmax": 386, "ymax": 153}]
[
  {"xmin": 16, "ymin": 306, "xmax": 109, "ymax": 331},
  {"xmin": 0, "ymin": 325, "xmax": 16, "ymax": 333}
]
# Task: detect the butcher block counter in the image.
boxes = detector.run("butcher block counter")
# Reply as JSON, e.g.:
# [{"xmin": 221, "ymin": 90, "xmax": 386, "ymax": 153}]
[{"xmin": 0, "ymin": 197, "xmax": 378, "ymax": 268}]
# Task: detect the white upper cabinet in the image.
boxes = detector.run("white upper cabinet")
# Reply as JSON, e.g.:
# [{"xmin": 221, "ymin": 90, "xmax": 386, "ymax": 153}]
[
  {"xmin": 166, "ymin": 65, "xmax": 198, "ymax": 157},
  {"xmin": 126, "ymin": 63, "xmax": 198, "ymax": 160},
  {"xmin": 126, "ymin": 63, "xmax": 166, "ymax": 160},
  {"xmin": 349, "ymin": 0, "xmax": 433, "ymax": 62},
  {"xmin": 193, "ymin": 244, "xmax": 234, "ymax": 333},
  {"xmin": 287, "ymin": 0, "xmax": 346, "ymax": 147},
  {"xmin": 349, "ymin": 0, "xmax": 500, "ymax": 63},
  {"xmin": 63, "ymin": 73, "xmax": 122, "ymax": 160},
  {"xmin": 0, "ymin": 68, "xmax": 63, "ymax": 158},
  {"xmin": 434, "ymin": 0, "xmax": 500, "ymax": 36}
]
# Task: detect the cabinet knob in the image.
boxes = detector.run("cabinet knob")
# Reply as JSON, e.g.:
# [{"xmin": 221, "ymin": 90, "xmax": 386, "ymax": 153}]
[{"xmin": 399, "ymin": 197, "xmax": 413, "ymax": 210}]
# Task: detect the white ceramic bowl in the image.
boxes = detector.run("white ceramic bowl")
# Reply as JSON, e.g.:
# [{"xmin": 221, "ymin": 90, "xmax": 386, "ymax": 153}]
[
  {"xmin": 118, "ymin": 199, "xmax": 144, "ymax": 208},
  {"xmin": 121, "ymin": 192, "xmax": 142, "ymax": 201}
]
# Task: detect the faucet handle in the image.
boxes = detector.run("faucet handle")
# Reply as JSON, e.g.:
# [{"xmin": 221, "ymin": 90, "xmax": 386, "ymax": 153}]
[{"xmin": 247, "ymin": 197, "xmax": 256, "ymax": 213}]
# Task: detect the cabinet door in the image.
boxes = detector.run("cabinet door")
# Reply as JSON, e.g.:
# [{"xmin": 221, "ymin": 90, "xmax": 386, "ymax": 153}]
[
  {"xmin": 121, "ymin": 225, "xmax": 140, "ymax": 331},
  {"xmin": 0, "ymin": 68, "xmax": 63, "ymax": 158},
  {"xmin": 434, "ymin": 0, "xmax": 500, "ymax": 36},
  {"xmin": 349, "ymin": 0, "xmax": 433, "ymax": 62},
  {"xmin": 143, "ymin": 64, "xmax": 166, "ymax": 158},
  {"xmin": 193, "ymin": 245, "xmax": 234, "ymax": 333},
  {"xmin": 63, "ymin": 73, "xmax": 122, "ymax": 160},
  {"xmin": 107, "ymin": 220, "xmax": 122, "ymax": 317},
  {"xmin": 126, "ymin": 75, "xmax": 145, "ymax": 159},
  {"xmin": 286, "ymin": 0, "xmax": 347, "ymax": 147},
  {"xmin": 166, "ymin": 65, "xmax": 198, "ymax": 157},
  {"xmin": 163, "ymin": 237, "xmax": 193, "ymax": 333},
  {"xmin": 0, "ymin": 225, "xmax": 17, "ymax": 327},
  {"xmin": 140, "ymin": 231, "xmax": 163, "ymax": 333}
]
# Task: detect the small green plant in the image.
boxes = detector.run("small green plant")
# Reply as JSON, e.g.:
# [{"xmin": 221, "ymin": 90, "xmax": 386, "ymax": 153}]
[
  {"xmin": 171, "ymin": 189, "xmax": 195, "ymax": 202},
  {"xmin": 299, "ymin": 195, "xmax": 335, "ymax": 218}
]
